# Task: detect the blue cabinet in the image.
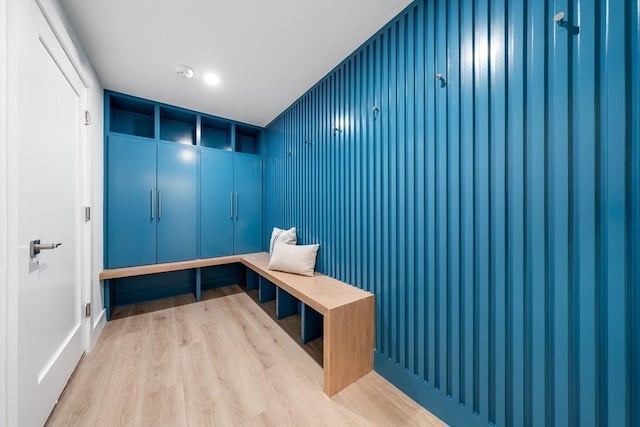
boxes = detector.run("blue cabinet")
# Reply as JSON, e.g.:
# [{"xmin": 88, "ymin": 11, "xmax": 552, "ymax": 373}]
[
  {"xmin": 106, "ymin": 91, "xmax": 263, "ymax": 269},
  {"xmin": 200, "ymin": 149, "xmax": 234, "ymax": 257},
  {"xmin": 157, "ymin": 143, "xmax": 198, "ymax": 262},
  {"xmin": 200, "ymin": 148, "xmax": 262, "ymax": 256},
  {"xmin": 107, "ymin": 135, "xmax": 157, "ymax": 267},
  {"xmin": 106, "ymin": 137, "xmax": 197, "ymax": 268},
  {"xmin": 234, "ymin": 153, "xmax": 262, "ymax": 253}
]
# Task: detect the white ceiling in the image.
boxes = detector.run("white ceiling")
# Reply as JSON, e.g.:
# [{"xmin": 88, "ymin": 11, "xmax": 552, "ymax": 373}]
[{"xmin": 59, "ymin": 0, "xmax": 412, "ymax": 127}]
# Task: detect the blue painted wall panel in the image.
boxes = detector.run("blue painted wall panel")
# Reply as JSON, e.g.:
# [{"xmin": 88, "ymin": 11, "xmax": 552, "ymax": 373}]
[{"xmin": 263, "ymin": 1, "xmax": 638, "ymax": 426}]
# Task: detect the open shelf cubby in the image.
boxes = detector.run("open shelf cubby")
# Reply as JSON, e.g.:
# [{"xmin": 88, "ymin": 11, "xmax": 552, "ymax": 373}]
[
  {"xmin": 159, "ymin": 107, "xmax": 196, "ymax": 145},
  {"xmin": 109, "ymin": 95, "xmax": 155, "ymax": 138},
  {"xmin": 235, "ymin": 125, "xmax": 261, "ymax": 155},
  {"xmin": 201, "ymin": 116, "xmax": 232, "ymax": 151}
]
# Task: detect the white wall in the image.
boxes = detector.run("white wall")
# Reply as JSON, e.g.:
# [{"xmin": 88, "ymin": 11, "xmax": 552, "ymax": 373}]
[{"xmin": 1, "ymin": 0, "xmax": 104, "ymax": 423}]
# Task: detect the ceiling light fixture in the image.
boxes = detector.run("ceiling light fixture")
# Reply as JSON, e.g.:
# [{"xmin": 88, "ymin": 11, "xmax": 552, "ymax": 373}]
[
  {"xmin": 204, "ymin": 73, "xmax": 221, "ymax": 86},
  {"xmin": 175, "ymin": 64, "xmax": 194, "ymax": 79}
]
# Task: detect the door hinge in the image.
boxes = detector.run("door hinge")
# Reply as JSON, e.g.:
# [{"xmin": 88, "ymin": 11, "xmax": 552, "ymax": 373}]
[
  {"xmin": 85, "ymin": 303, "xmax": 91, "ymax": 318},
  {"xmin": 84, "ymin": 110, "xmax": 91, "ymax": 126},
  {"xmin": 84, "ymin": 206, "xmax": 91, "ymax": 222}
]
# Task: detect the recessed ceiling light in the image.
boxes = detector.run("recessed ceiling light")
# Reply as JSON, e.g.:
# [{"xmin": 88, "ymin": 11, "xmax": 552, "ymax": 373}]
[
  {"xmin": 204, "ymin": 73, "xmax": 221, "ymax": 86},
  {"xmin": 175, "ymin": 64, "xmax": 194, "ymax": 79}
]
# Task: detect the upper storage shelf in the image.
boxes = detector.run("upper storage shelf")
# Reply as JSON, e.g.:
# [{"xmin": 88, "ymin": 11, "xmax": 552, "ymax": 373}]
[
  {"xmin": 106, "ymin": 91, "xmax": 263, "ymax": 151},
  {"xmin": 201, "ymin": 116, "xmax": 231, "ymax": 151},
  {"xmin": 109, "ymin": 95, "xmax": 155, "ymax": 138},
  {"xmin": 235, "ymin": 125, "xmax": 261, "ymax": 155},
  {"xmin": 160, "ymin": 107, "xmax": 196, "ymax": 145}
]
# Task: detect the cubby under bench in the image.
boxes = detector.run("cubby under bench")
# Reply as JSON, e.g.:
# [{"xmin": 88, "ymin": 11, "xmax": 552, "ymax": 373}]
[{"xmin": 99, "ymin": 252, "xmax": 375, "ymax": 396}]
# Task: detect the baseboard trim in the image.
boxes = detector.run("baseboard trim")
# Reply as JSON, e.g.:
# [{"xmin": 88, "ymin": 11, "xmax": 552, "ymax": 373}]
[
  {"xmin": 373, "ymin": 350, "xmax": 486, "ymax": 427},
  {"xmin": 90, "ymin": 309, "xmax": 106, "ymax": 351}
]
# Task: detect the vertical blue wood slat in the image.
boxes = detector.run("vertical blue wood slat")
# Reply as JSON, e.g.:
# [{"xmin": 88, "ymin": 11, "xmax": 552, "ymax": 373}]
[
  {"xmin": 549, "ymin": 0, "xmax": 571, "ymax": 424},
  {"xmin": 435, "ymin": 0, "xmax": 448, "ymax": 393},
  {"xmin": 381, "ymin": 31, "xmax": 390, "ymax": 357},
  {"xmin": 414, "ymin": 2, "xmax": 427, "ymax": 382},
  {"xmin": 574, "ymin": 0, "xmax": 598, "ymax": 425},
  {"xmin": 507, "ymin": 0, "xmax": 526, "ymax": 424},
  {"xmin": 447, "ymin": 0, "xmax": 461, "ymax": 403},
  {"xmin": 373, "ymin": 36, "xmax": 384, "ymax": 354},
  {"xmin": 405, "ymin": 8, "xmax": 416, "ymax": 374},
  {"xmin": 526, "ymin": 1, "xmax": 549, "ymax": 426},
  {"xmin": 489, "ymin": 0, "xmax": 507, "ymax": 424},
  {"xmin": 397, "ymin": 12, "xmax": 407, "ymax": 370},
  {"xmin": 389, "ymin": 21, "xmax": 399, "ymax": 365},
  {"xmin": 603, "ymin": 0, "xmax": 629, "ymax": 425},
  {"xmin": 425, "ymin": 0, "xmax": 437, "ymax": 387},
  {"xmin": 354, "ymin": 52, "xmax": 362, "ymax": 291},
  {"xmin": 631, "ymin": 3, "xmax": 640, "ymax": 426},
  {"xmin": 474, "ymin": 0, "xmax": 490, "ymax": 420},
  {"xmin": 261, "ymin": 1, "xmax": 636, "ymax": 425},
  {"xmin": 459, "ymin": 0, "xmax": 474, "ymax": 409},
  {"xmin": 398, "ymin": 12, "xmax": 408, "ymax": 371}
]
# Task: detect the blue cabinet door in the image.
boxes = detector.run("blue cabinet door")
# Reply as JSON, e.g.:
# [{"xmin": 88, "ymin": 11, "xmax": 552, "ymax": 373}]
[
  {"xmin": 156, "ymin": 142, "xmax": 198, "ymax": 263},
  {"xmin": 200, "ymin": 149, "xmax": 234, "ymax": 257},
  {"xmin": 234, "ymin": 153, "xmax": 262, "ymax": 254},
  {"xmin": 106, "ymin": 135, "xmax": 157, "ymax": 268}
]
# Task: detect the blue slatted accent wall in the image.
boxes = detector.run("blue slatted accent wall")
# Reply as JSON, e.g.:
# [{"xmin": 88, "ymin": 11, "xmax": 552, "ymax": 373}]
[{"xmin": 264, "ymin": 1, "xmax": 639, "ymax": 426}]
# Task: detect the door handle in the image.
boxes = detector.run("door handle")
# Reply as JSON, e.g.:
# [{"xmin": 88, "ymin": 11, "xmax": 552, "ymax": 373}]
[
  {"xmin": 230, "ymin": 192, "xmax": 234, "ymax": 219},
  {"xmin": 30, "ymin": 239, "xmax": 62, "ymax": 258},
  {"xmin": 150, "ymin": 189, "xmax": 155, "ymax": 220},
  {"xmin": 235, "ymin": 192, "xmax": 238, "ymax": 220},
  {"xmin": 158, "ymin": 190, "xmax": 162, "ymax": 220}
]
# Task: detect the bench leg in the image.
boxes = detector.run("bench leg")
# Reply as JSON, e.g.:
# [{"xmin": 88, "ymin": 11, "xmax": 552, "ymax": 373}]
[
  {"xmin": 258, "ymin": 277, "xmax": 276, "ymax": 302},
  {"xmin": 301, "ymin": 303, "xmax": 323, "ymax": 344},
  {"xmin": 246, "ymin": 268, "xmax": 259, "ymax": 290},
  {"xmin": 323, "ymin": 297, "xmax": 375, "ymax": 396},
  {"xmin": 195, "ymin": 268, "xmax": 202, "ymax": 302},
  {"xmin": 103, "ymin": 279, "xmax": 112, "ymax": 321},
  {"xmin": 276, "ymin": 287, "xmax": 299, "ymax": 319}
]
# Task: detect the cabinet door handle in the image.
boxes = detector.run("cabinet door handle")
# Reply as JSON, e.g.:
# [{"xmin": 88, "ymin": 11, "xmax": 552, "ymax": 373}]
[
  {"xmin": 235, "ymin": 192, "xmax": 238, "ymax": 219},
  {"xmin": 150, "ymin": 189, "xmax": 155, "ymax": 220},
  {"xmin": 158, "ymin": 190, "xmax": 162, "ymax": 220},
  {"xmin": 230, "ymin": 192, "xmax": 234, "ymax": 219}
]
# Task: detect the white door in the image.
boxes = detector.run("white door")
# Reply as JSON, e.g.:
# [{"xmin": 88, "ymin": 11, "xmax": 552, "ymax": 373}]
[{"xmin": 15, "ymin": 1, "xmax": 86, "ymax": 425}]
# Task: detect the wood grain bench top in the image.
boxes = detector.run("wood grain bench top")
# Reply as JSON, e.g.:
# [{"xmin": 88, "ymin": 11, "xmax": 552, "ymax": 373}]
[
  {"xmin": 239, "ymin": 252, "xmax": 372, "ymax": 315},
  {"xmin": 99, "ymin": 252, "xmax": 373, "ymax": 315},
  {"xmin": 98, "ymin": 255, "xmax": 243, "ymax": 280}
]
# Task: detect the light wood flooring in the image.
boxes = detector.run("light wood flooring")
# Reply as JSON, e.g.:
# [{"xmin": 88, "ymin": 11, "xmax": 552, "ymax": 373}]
[{"xmin": 46, "ymin": 285, "xmax": 445, "ymax": 427}]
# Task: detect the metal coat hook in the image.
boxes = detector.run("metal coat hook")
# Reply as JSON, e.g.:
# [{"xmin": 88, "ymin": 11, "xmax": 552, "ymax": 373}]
[
  {"xmin": 435, "ymin": 73, "xmax": 447, "ymax": 88},
  {"xmin": 554, "ymin": 11, "xmax": 580, "ymax": 34},
  {"xmin": 372, "ymin": 106, "xmax": 380, "ymax": 120}
]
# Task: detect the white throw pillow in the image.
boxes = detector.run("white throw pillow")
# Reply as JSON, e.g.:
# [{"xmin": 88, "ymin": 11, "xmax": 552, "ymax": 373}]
[
  {"xmin": 268, "ymin": 241, "xmax": 319, "ymax": 277},
  {"xmin": 269, "ymin": 227, "xmax": 297, "ymax": 255}
]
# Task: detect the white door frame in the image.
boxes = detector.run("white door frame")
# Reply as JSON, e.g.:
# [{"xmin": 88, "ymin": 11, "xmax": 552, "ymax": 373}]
[
  {"xmin": 1, "ymin": 0, "xmax": 93, "ymax": 424},
  {"xmin": 1, "ymin": 0, "xmax": 10, "ymax": 425}
]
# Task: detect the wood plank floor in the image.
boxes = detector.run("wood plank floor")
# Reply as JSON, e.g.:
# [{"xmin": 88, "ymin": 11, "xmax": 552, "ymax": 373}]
[{"xmin": 46, "ymin": 286, "xmax": 445, "ymax": 427}]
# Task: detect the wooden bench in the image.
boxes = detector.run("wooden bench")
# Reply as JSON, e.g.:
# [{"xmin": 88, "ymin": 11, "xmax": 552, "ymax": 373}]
[{"xmin": 99, "ymin": 252, "xmax": 375, "ymax": 396}]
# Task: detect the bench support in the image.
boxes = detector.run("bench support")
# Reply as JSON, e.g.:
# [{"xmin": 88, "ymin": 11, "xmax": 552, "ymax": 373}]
[
  {"xmin": 258, "ymin": 276, "xmax": 276, "ymax": 302},
  {"xmin": 276, "ymin": 287, "xmax": 299, "ymax": 319},
  {"xmin": 195, "ymin": 267, "xmax": 202, "ymax": 302},
  {"xmin": 246, "ymin": 268, "xmax": 259, "ymax": 290},
  {"xmin": 323, "ymin": 297, "xmax": 375, "ymax": 396},
  {"xmin": 301, "ymin": 303, "xmax": 323, "ymax": 344},
  {"xmin": 103, "ymin": 279, "xmax": 114, "ymax": 322}
]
